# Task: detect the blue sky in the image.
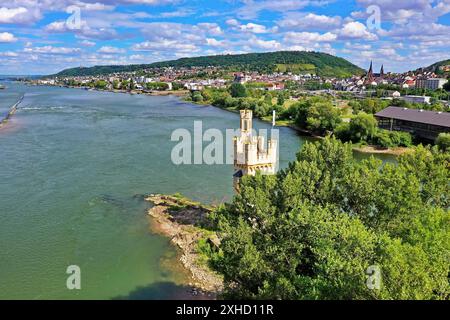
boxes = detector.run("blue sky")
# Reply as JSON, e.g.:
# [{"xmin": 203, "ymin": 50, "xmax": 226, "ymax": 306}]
[{"xmin": 0, "ymin": 0, "xmax": 449, "ymax": 75}]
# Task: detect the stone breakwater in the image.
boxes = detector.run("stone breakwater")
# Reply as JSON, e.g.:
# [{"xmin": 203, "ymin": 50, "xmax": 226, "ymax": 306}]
[
  {"xmin": 146, "ymin": 194, "xmax": 223, "ymax": 297},
  {"xmin": 0, "ymin": 95, "xmax": 23, "ymax": 129}
]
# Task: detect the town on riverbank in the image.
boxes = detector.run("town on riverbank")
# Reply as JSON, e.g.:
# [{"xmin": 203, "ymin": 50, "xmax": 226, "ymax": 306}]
[{"xmin": 23, "ymin": 52, "xmax": 450, "ymax": 154}]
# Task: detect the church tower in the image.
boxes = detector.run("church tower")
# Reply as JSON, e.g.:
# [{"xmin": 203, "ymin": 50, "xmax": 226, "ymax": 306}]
[
  {"xmin": 380, "ymin": 64, "xmax": 385, "ymax": 79},
  {"xmin": 366, "ymin": 61, "xmax": 375, "ymax": 84},
  {"xmin": 233, "ymin": 110, "xmax": 278, "ymax": 191}
]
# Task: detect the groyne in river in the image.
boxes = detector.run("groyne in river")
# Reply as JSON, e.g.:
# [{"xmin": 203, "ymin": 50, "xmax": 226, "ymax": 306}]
[{"xmin": 0, "ymin": 94, "xmax": 23, "ymax": 128}]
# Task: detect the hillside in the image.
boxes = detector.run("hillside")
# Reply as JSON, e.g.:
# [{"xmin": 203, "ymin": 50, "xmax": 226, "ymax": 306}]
[
  {"xmin": 422, "ymin": 59, "xmax": 450, "ymax": 75},
  {"xmin": 53, "ymin": 51, "xmax": 365, "ymax": 78}
]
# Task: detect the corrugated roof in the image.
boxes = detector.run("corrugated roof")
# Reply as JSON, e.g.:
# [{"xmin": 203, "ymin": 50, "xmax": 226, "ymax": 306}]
[{"xmin": 375, "ymin": 106, "xmax": 450, "ymax": 128}]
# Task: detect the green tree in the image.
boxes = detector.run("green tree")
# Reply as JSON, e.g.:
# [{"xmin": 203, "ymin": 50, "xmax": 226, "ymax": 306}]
[
  {"xmin": 192, "ymin": 91, "xmax": 204, "ymax": 102},
  {"xmin": 229, "ymin": 83, "xmax": 248, "ymax": 98},
  {"xmin": 436, "ymin": 133, "xmax": 450, "ymax": 152},
  {"xmin": 305, "ymin": 102, "xmax": 342, "ymax": 134},
  {"xmin": 277, "ymin": 92, "xmax": 285, "ymax": 106},
  {"xmin": 348, "ymin": 112, "xmax": 378, "ymax": 142},
  {"xmin": 443, "ymin": 79, "xmax": 450, "ymax": 91},
  {"xmin": 94, "ymin": 80, "xmax": 108, "ymax": 89},
  {"xmin": 210, "ymin": 138, "xmax": 450, "ymax": 300}
]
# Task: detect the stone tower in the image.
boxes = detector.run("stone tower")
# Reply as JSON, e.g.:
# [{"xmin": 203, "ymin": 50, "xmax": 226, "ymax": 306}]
[{"xmin": 233, "ymin": 110, "xmax": 278, "ymax": 191}]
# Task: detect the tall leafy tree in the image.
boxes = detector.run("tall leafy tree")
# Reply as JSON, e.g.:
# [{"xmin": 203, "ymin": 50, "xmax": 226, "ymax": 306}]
[{"xmin": 210, "ymin": 138, "xmax": 450, "ymax": 300}]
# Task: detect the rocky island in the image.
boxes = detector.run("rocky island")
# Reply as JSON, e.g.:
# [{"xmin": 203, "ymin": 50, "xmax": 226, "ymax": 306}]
[{"xmin": 146, "ymin": 194, "xmax": 223, "ymax": 298}]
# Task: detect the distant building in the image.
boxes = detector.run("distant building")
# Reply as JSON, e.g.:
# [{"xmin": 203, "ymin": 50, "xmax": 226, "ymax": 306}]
[
  {"xmin": 233, "ymin": 110, "xmax": 277, "ymax": 191},
  {"xmin": 415, "ymin": 78, "xmax": 448, "ymax": 90},
  {"xmin": 375, "ymin": 106, "xmax": 450, "ymax": 141},
  {"xmin": 401, "ymin": 95, "xmax": 431, "ymax": 104},
  {"xmin": 234, "ymin": 73, "xmax": 252, "ymax": 84},
  {"xmin": 426, "ymin": 78, "xmax": 448, "ymax": 90}
]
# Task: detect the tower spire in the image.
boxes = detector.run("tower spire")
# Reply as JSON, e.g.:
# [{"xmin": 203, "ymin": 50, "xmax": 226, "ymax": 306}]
[{"xmin": 366, "ymin": 61, "xmax": 375, "ymax": 84}]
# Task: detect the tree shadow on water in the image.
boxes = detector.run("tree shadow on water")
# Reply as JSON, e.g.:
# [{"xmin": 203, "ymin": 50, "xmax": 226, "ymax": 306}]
[{"xmin": 112, "ymin": 281, "xmax": 214, "ymax": 300}]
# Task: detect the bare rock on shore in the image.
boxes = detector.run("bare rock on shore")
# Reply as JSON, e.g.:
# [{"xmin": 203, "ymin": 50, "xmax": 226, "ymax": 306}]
[{"xmin": 146, "ymin": 194, "xmax": 223, "ymax": 296}]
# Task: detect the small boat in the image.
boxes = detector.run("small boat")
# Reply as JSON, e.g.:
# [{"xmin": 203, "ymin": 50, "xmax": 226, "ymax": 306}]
[{"xmin": 0, "ymin": 84, "xmax": 5, "ymax": 90}]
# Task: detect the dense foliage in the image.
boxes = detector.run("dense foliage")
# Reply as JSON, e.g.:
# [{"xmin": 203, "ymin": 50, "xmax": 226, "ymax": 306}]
[
  {"xmin": 53, "ymin": 51, "xmax": 365, "ymax": 77},
  {"xmin": 209, "ymin": 138, "xmax": 449, "ymax": 299},
  {"xmin": 335, "ymin": 113, "xmax": 412, "ymax": 148},
  {"xmin": 229, "ymin": 83, "xmax": 248, "ymax": 98},
  {"xmin": 436, "ymin": 133, "xmax": 450, "ymax": 152}
]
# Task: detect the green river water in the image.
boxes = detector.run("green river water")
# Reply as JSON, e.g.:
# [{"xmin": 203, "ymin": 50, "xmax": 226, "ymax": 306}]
[{"xmin": 0, "ymin": 82, "xmax": 395, "ymax": 299}]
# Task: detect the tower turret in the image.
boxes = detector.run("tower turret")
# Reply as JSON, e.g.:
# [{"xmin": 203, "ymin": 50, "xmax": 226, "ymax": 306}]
[
  {"xmin": 240, "ymin": 110, "xmax": 252, "ymax": 133},
  {"xmin": 233, "ymin": 110, "xmax": 278, "ymax": 192}
]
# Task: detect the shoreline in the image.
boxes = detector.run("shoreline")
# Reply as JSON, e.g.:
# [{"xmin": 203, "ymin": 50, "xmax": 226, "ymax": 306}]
[
  {"xmin": 146, "ymin": 194, "xmax": 223, "ymax": 299},
  {"xmin": 0, "ymin": 95, "xmax": 24, "ymax": 129},
  {"xmin": 25, "ymin": 82, "xmax": 189, "ymax": 97},
  {"xmin": 352, "ymin": 145, "xmax": 411, "ymax": 156}
]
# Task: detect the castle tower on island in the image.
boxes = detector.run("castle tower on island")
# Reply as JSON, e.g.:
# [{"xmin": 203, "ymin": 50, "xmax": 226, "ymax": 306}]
[{"xmin": 233, "ymin": 110, "xmax": 278, "ymax": 191}]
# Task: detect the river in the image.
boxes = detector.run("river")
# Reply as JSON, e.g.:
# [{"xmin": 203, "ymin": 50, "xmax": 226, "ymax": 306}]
[{"xmin": 0, "ymin": 82, "xmax": 395, "ymax": 299}]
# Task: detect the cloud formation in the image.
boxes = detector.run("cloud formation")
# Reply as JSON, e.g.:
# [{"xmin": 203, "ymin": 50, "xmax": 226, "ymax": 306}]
[{"xmin": 0, "ymin": 0, "xmax": 449, "ymax": 73}]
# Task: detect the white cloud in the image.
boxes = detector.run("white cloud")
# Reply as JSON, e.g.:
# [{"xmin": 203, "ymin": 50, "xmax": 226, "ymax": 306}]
[
  {"xmin": 45, "ymin": 20, "xmax": 120, "ymax": 40},
  {"xmin": 0, "ymin": 32, "xmax": 18, "ymax": 43},
  {"xmin": 206, "ymin": 38, "xmax": 225, "ymax": 47},
  {"xmin": 237, "ymin": 0, "xmax": 332, "ymax": 19},
  {"xmin": 285, "ymin": 31, "xmax": 337, "ymax": 43},
  {"xmin": 338, "ymin": 21, "xmax": 378, "ymax": 40},
  {"xmin": 133, "ymin": 40, "xmax": 198, "ymax": 52},
  {"xmin": 239, "ymin": 23, "xmax": 270, "ymax": 34},
  {"xmin": 0, "ymin": 51, "xmax": 18, "ymax": 57},
  {"xmin": 352, "ymin": 0, "xmax": 450, "ymax": 25},
  {"xmin": 0, "ymin": 6, "xmax": 40, "ymax": 24},
  {"xmin": 246, "ymin": 37, "xmax": 281, "ymax": 50},
  {"xmin": 24, "ymin": 46, "xmax": 82, "ymax": 55},
  {"xmin": 278, "ymin": 13, "xmax": 342, "ymax": 30},
  {"xmin": 226, "ymin": 19, "xmax": 240, "ymax": 27},
  {"xmin": 97, "ymin": 46, "xmax": 125, "ymax": 54},
  {"xmin": 79, "ymin": 40, "xmax": 96, "ymax": 47}
]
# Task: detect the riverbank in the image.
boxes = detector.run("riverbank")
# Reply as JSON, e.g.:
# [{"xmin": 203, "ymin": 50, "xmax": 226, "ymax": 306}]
[
  {"xmin": 352, "ymin": 145, "xmax": 411, "ymax": 156},
  {"xmin": 0, "ymin": 95, "xmax": 23, "ymax": 129},
  {"xmin": 146, "ymin": 194, "xmax": 223, "ymax": 298},
  {"xmin": 25, "ymin": 82, "xmax": 189, "ymax": 97},
  {"xmin": 188, "ymin": 101, "xmax": 409, "ymax": 157}
]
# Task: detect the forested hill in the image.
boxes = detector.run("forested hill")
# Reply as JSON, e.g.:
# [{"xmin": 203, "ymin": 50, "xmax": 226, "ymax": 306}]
[
  {"xmin": 53, "ymin": 51, "xmax": 365, "ymax": 78},
  {"xmin": 422, "ymin": 59, "xmax": 450, "ymax": 75}
]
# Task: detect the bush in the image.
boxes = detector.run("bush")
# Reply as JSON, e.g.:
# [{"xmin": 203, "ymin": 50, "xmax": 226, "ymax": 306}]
[
  {"xmin": 192, "ymin": 92, "xmax": 204, "ymax": 102},
  {"xmin": 373, "ymin": 129, "xmax": 393, "ymax": 148},
  {"xmin": 305, "ymin": 102, "xmax": 342, "ymax": 134},
  {"xmin": 334, "ymin": 122, "xmax": 351, "ymax": 142},
  {"xmin": 229, "ymin": 83, "xmax": 248, "ymax": 98},
  {"xmin": 348, "ymin": 112, "xmax": 378, "ymax": 142},
  {"xmin": 373, "ymin": 130, "xmax": 413, "ymax": 148},
  {"xmin": 436, "ymin": 133, "xmax": 450, "ymax": 151}
]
